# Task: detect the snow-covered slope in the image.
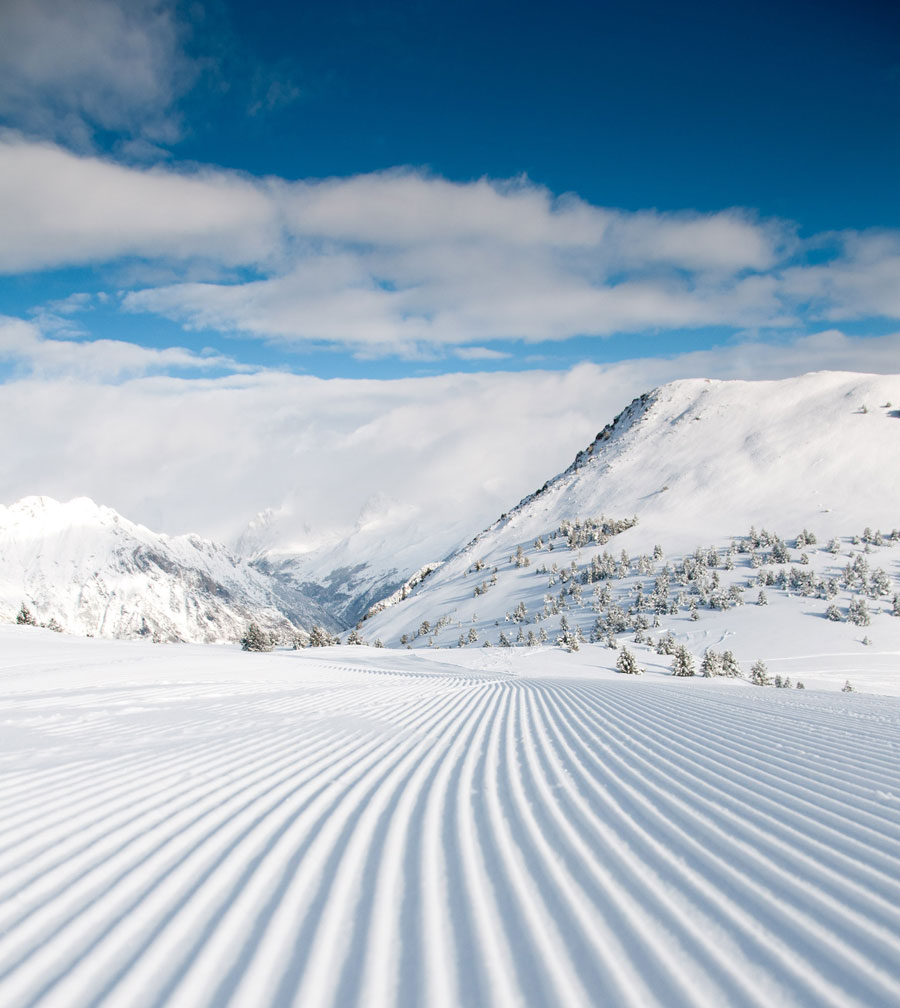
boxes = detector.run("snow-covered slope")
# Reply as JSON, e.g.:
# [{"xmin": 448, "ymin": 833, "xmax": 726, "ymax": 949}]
[
  {"xmin": 1, "ymin": 626, "xmax": 899, "ymax": 1008},
  {"xmin": 363, "ymin": 372, "xmax": 900, "ymax": 677},
  {"xmin": 0, "ymin": 496, "xmax": 335, "ymax": 642}
]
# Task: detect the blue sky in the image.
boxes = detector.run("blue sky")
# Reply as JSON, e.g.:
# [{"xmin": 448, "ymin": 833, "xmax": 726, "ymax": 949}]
[{"xmin": 1, "ymin": 0, "xmax": 899, "ymax": 380}]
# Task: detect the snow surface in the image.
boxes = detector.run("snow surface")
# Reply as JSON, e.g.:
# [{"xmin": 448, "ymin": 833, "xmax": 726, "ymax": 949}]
[{"xmin": 1, "ymin": 626, "xmax": 899, "ymax": 1008}]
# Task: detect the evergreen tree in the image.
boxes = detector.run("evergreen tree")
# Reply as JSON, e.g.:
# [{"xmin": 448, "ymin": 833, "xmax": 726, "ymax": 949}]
[
  {"xmin": 241, "ymin": 622, "xmax": 273, "ymax": 652},
  {"xmin": 498, "ymin": 631, "xmax": 512, "ymax": 647},
  {"xmin": 749, "ymin": 659, "xmax": 771, "ymax": 686},
  {"xmin": 656, "ymin": 631, "xmax": 676, "ymax": 656},
  {"xmin": 847, "ymin": 598, "xmax": 871, "ymax": 626},
  {"xmin": 46, "ymin": 617, "xmax": 63, "ymax": 633},
  {"xmin": 308, "ymin": 625, "xmax": 339, "ymax": 647},
  {"xmin": 719, "ymin": 650, "xmax": 742, "ymax": 677},
  {"xmin": 672, "ymin": 645, "xmax": 695, "ymax": 677},
  {"xmin": 757, "ymin": 590, "xmax": 768, "ymax": 606},
  {"xmin": 841, "ymin": 679, "xmax": 855, "ymax": 693},
  {"xmin": 699, "ymin": 649, "xmax": 721, "ymax": 678},
  {"xmin": 16, "ymin": 603, "xmax": 35, "ymax": 626},
  {"xmin": 616, "ymin": 646, "xmax": 642, "ymax": 675},
  {"xmin": 346, "ymin": 628, "xmax": 366, "ymax": 645},
  {"xmin": 373, "ymin": 639, "xmax": 385, "ymax": 648},
  {"xmin": 825, "ymin": 604, "xmax": 842, "ymax": 621}
]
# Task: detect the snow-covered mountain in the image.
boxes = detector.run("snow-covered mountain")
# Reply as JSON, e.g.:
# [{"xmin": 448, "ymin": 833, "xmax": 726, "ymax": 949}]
[
  {"xmin": 0, "ymin": 496, "xmax": 336, "ymax": 642},
  {"xmin": 363, "ymin": 371, "xmax": 900, "ymax": 664}
]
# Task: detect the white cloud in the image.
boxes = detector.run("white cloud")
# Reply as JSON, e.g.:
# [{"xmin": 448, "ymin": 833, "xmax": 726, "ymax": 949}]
[
  {"xmin": 454, "ymin": 347, "xmax": 511, "ymax": 360},
  {"xmin": 0, "ymin": 134, "xmax": 279, "ymax": 272},
  {"xmin": 0, "ymin": 0, "xmax": 192, "ymax": 146},
  {"xmin": 780, "ymin": 231, "xmax": 900, "ymax": 321},
  {"xmin": 0, "ymin": 316, "xmax": 245, "ymax": 381}
]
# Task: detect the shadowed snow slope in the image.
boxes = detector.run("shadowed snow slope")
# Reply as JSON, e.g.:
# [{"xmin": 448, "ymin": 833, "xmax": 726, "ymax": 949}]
[
  {"xmin": 0, "ymin": 628, "xmax": 898, "ymax": 1008},
  {"xmin": 0, "ymin": 496, "xmax": 335, "ymax": 642}
]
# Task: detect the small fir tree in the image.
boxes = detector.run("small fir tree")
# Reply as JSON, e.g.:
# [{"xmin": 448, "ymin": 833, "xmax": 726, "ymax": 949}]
[
  {"xmin": 672, "ymin": 645, "xmax": 695, "ymax": 677},
  {"xmin": 848, "ymin": 598, "xmax": 871, "ymax": 626},
  {"xmin": 616, "ymin": 646, "xmax": 642, "ymax": 675},
  {"xmin": 749, "ymin": 659, "xmax": 772, "ymax": 686},
  {"xmin": 16, "ymin": 603, "xmax": 35, "ymax": 626},
  {"xmin": 719, "ymin": 650, "xmax": 742, "ymax": 677},
  {"xmin": 700, "ymin": 649, "xmax": 721, "ymax": 678},
  {"xmin": 241, "ymin": 622, "xmax": 273, "ymax": 652}
]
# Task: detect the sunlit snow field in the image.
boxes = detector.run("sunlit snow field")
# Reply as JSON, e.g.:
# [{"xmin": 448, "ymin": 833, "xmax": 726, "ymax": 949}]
[{"xmin": 1, "ymin": 627, "xmax": 899, "ymax": 1008}]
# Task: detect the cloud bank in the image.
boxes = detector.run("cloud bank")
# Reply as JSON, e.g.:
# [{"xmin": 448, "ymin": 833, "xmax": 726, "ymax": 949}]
[
  {"xmin": 5, "ymin": 134, "xmax": 900, "ymax": 360},
  {"xmin": 2, "ymin": 313, "xmax": 898, "ymax": 555}
]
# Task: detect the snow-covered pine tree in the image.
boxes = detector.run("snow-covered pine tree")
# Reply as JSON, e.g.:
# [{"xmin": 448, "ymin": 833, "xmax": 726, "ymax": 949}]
[
  {"xmin": 700, "ymin": 649, "xmax": 721, "ymax": 677},
  {"xmin": 655, "ymin": 631, "xmax": 676, "ymax": 655},
  {"xmin": 616, "ymin": 646, "xmax": 642, "ymax": 675},
  {"xmin": 719, "ymin": 650, "xmax": 742, "ymax": 677},
  {"xmin": 308, "ymin": 625, "xmax": 338, "ymax": 647},
  {"xmin": 671, "ymin": 645, "xmax": 695, "ymax": 677},
  {"xmin": 241, "ymin": 622, "xmax": 273, "ymax": 652},
  {"xmin": 346, "ymin": 628, "xmax": 366, "ymax": 645},
  {"xmin": 749, "ymin": 659, "xmax": 772, "ymax": 686},
  {"xmin": 847, "ymin": 598, "xmax": 871, "ymax": 626}
]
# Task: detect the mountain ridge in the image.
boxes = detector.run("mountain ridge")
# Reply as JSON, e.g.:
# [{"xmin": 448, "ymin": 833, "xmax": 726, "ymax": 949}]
[{"xmin": 0, "ymin": 495, "xmax": 337, "ymax": 642}]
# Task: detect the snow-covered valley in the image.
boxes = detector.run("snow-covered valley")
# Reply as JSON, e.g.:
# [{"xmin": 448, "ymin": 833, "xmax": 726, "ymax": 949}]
[{"xmin": 1, "ymin": 627, "xmax": 899, "ymax": 1008}]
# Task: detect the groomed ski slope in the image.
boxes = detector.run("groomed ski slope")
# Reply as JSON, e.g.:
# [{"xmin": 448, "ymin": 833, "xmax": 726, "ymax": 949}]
[{"xmin": 1, "ymin": 629, "xmax": 899, "ymax": 1007}]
